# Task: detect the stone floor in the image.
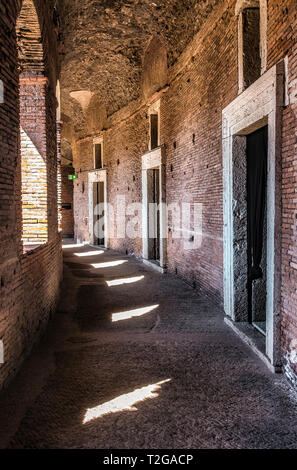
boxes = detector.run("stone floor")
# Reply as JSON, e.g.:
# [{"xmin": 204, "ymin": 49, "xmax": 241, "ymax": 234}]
[{"xmin": 0, "ymin": 243, "xmax": 297, "ymax": 449}]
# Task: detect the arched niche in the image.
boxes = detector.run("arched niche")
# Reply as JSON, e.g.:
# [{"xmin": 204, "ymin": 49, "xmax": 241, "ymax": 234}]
[
  {"xmin": 142, "ymin": 37, "xmax": 168, "ymax": 99},
  {"xmin": 85, "ymin": 95, "xmax": 107, "ymax": 134},
  {"xmin": 16, "ymin": 0, "xmax": 44, "ymax": 73}
]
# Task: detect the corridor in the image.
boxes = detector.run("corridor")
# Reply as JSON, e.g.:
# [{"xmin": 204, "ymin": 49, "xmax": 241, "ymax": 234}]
[{"xmin": 0, "ymin": 244, "xmax": 296, "ymax": 449}]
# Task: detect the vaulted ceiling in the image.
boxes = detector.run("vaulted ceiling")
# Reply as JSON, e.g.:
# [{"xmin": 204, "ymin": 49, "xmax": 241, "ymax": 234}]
[{"xmin": 56, "ymin": 0, "xmax": 219, "ymax": 146}]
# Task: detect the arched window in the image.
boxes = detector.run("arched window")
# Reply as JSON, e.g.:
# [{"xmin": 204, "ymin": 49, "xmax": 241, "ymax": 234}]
[
  {"xmin": 16, "ymin": 0, "xmax": 48, "ymax": 250},
  {"xmin": 236, "ymin": 0, "xmax": 267, "ymax": 93}
]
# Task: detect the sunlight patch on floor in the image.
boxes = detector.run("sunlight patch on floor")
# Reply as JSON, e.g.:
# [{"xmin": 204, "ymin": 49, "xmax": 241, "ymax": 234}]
[
  {"xmin": 74, "ymin": 250, "xmax": 104, "ymax": 257},
  {"xmin": 106, "ymin": 275, "xmax": 144, "ymax": 287},
  {"xmin": 91, "ymin": 260, "xmax": 128, "ymax": 268},
  {"xmin": 112, "ymin": 304, "xmax": 159, "ymax": 322},
  {"xmin": 83, "ymin": 379, "xmax": 171, "ymax": 424}
]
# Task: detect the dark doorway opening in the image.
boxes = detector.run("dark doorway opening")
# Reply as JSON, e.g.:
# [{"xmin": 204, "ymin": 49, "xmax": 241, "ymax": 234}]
[
  {"xmin": 93, "ymin": 181, "xmax": 105, "ymax": 246},
  {"xmin": 147, "ymin": 168, "xmax": 160, "ymax": 262},
  {"xmin": 247, "ymin": 125, "xmax": 268, "ymax": 336}
]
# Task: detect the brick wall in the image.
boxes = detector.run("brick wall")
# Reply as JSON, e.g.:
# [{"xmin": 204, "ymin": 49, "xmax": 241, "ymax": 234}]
[
  {"xmin": 263, "ymin": 0, "xmax": 297, "ymax": 387},
  {"xmin": 61, "ymin": 165, "xmax": 74, "ymax": 238},
  {"xmin": 281, "ymin": 48, "xmax": 297, "ymax": 384},
  {"xmin": 73, "ymin": 107, "xmax": 148, "ymax": 252},
  {"xmin": 162, "ymin": 4, "xmax": 237, "ymax": 302},
  {"xmin": 0, "ymin": 238, "xmax": 62, "ymax": 389},
  {"xmin": 71, "ymin": 1, "xmax": 297, "ymax": 386},
  {"xmin": 73, "ymin": 140, "xmax": 92, "ymax": 243},
  {"xmin": 106, "ymin": 109, "xmax": 147, "ymax": 256},
  {"xmin": 0, "ymin": 0, "xmax": 62, "ymax": 390}
]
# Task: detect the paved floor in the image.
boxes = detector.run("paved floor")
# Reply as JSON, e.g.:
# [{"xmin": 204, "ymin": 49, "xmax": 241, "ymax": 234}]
[{"xmin": 0, "ymin": 244, "xmax": 297, "ymax": 449}]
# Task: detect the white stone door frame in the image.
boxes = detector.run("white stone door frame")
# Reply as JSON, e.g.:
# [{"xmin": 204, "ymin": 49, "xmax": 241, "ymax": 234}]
[
  {"xmin": 142, "ymin": 146, "xmax": 166, "ymax": 270},
  {"xmin": 88, "ymin": 169, "xmax": 108, "ymax": 248},
  {"xmin": 222, "ymin": 61, "xmax": 284, "ymax": 368}
]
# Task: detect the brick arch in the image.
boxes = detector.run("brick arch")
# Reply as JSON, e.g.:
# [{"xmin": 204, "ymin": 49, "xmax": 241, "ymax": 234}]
[
  {"xmin": 15, "ymin": 0, "xmax": 60, "ymax": 88},
  {"xmin": 16, "ymin": 1, "xmax": 49, "ymax": 245},
  {"xmin": 16, "ymin": 0, "xmax": 44, "ymax": 73}
]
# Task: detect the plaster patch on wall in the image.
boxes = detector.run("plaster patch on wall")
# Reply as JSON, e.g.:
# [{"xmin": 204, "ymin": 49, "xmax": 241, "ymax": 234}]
[
  {"xmin": 284, "ymin": 341, "xmax": 297, "ymax": 391},
  {"xmin": 0, "ymin": 340, "xmax": 3, "ymax": 364},
  {"xmin": 0, "ymin": 80, "xmax": 3, "ymax": 103},
  {"xmin": 70, "ymin": 90, "xmax": 94, "ymax": 112},
  {"xmin": 289, "ymin": 339, "xmax": 297, "ymax": 364}
]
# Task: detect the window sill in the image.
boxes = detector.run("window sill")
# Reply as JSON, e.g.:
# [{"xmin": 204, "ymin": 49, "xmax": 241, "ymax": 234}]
[{"xmin": 23, "ymin": 242, "xmax": 47, "ymax": 254}]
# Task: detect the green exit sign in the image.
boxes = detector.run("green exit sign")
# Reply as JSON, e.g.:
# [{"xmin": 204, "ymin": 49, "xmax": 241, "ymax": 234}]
[{"xmin": 68, "ymin": 174, "xmax": 78, "ymax": 180}]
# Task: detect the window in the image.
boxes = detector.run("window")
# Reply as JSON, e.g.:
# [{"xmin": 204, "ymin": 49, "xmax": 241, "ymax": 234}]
[
  {"xmin": 93, "ymin": 137, "xmax": 103, "ymax": 169},
  {"xmin": 236, "ymin": 0, "xmax": 267, "ymax": 93},
  {"xmin": 150, "ymin": 114, "xmax": 159, "ymax": 150},
  {"xmin": 94, "ymin": 143, "xmax": 102, "ymax": 169},
  {"xmin": 148, "ymin": 100, "xmax": 160, "ymax": 151},
  {"xmin": 17, "ymin": 0, "xmax": 48, "ymax": 249},
  {"xmin": 242, "ymin": 7, "xmax": 261, "ymax": 87}
]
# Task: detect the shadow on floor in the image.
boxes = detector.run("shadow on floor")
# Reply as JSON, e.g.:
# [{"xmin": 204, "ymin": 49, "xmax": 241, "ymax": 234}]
[{"xmin": 1, "ymin": 244, "xmax": 297, "ymax": 449}]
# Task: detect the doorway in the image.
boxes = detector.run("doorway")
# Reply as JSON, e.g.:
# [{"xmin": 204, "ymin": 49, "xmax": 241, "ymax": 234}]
[
  {"xmin": 93, "ymin": 181, "xmax": 105, "ymax": 246},
  {"xmin": 247, "ymin": 126, "xmax": 268, "ymax": 336},
  {"xmin": 147, "ymin": 168, "xmax": 160, "ymax": 262},
  {"xmin": 222, "ymin": 61, "xmax": 284, "ymax": 370},
  {"xmin": 142, "ymin": 146, "xmax": 166, "ymax": 270}
]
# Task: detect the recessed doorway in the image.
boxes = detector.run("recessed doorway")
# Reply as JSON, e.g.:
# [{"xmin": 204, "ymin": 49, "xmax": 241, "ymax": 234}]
[
  {"xmin": 147, "ymin": 168, "xmax": 160, "ymax": 262},
  {"xmin": 142, "ymin": 147, "xmax": 166, "ymax": 271},
  {"xmin": 88, "ymin": 169, "xmax": 108, "ymax": 248},
  {"xmin": 222, "ymin": 61, "xmax": 284, "ymax": 370},
  {"xmin": 93, "ymin": 181, "xmax": 105, "ymax": 246}
]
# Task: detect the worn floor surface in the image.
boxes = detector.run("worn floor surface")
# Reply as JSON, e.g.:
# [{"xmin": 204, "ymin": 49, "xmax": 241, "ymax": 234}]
[{"xmin": 0, "ymin": 244, "xmax": 297, "ymax": 449}]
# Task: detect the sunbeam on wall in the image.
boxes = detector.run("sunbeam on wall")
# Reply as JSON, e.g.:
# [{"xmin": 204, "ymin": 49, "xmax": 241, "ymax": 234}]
[
  {"xmin": 21, "ymin": 127, "xmax": 48, "ymax": 245},
  {"xmin": 83, "ymin": 379, "xmax": 171, "ymax": 424}
]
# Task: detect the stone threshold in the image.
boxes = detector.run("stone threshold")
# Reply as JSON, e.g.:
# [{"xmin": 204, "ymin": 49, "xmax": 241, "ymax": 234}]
[
  {"xmin": 142, "ymin": 259, "xmax": 166, "ymax": 274},
  {"xmin": 224, "ymin": 317, "xmax": 282, "ymax": 374}
]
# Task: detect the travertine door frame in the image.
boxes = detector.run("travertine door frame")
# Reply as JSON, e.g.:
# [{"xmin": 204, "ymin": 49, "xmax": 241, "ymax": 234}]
[
  {"xmin": 222, "ymin": 61, "xmax": 284, "ymax": 368},
  {"xmin": 142, "ymin": 146, "xmax": 166, "ymax": 269},
  {"xmin": 88, "ymin": 169, "xmax": 108, "ymax": 248}
]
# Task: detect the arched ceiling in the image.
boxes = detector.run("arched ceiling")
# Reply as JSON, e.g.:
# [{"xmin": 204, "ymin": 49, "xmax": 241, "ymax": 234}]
[{"xmin": 56, "ymin": 0, "xmax": 219, "ymax": 138}]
